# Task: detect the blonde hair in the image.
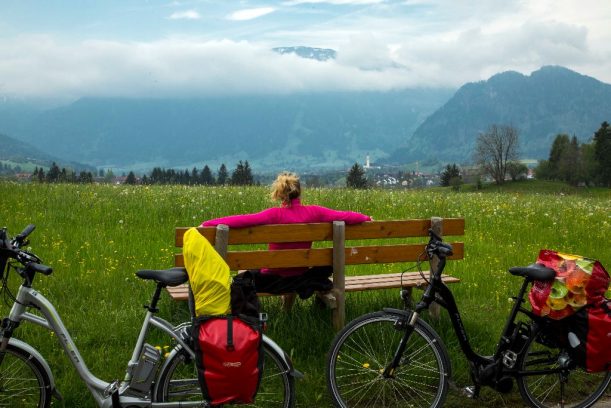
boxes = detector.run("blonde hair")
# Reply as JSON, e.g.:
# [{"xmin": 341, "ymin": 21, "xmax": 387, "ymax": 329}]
[{"xmin": 271, "ymin": 172, "xmax": 301, "ymax": 204}]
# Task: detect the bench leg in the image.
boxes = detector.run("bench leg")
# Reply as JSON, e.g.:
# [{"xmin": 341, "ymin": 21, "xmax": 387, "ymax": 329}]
[
  {"xmin": 429, "ymin": 302, "xmax": 441, "ymax": 320},
  {"xmin": 402, "ymin": 287, "xmax": 413, "ymax": 308},
  {"xmin": 281, "ymin": 294, "xmax": 296, "ymax": 312},
  {"xmin": 331, "ymin": 289, "xmax": 345, "ymax": 331},
  {"xmin": 315, "ymin": 292, "xmax": 337, "ymax": 309}
]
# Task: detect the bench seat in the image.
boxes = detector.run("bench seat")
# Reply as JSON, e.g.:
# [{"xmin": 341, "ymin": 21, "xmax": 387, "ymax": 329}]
[{"xmin": 166, "ymin": 271, "xmax": 460, "ymax": 300}]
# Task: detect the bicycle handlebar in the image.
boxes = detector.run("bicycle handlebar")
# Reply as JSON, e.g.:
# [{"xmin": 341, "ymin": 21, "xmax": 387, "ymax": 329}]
[
  {"xmin": 426, "ymin": 229, "xmax": 453, "ymax": 258},
  {"xmin": 0, "ymin": 225, "xmax": 53, "ymax": 277},
  {"xmin": 14, "ymin": 224, "xmax": 36, "ymax": 246}
]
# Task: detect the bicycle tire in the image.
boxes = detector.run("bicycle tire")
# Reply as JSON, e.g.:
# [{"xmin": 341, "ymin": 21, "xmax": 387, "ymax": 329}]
[
  {"xmin": 0, "ymin": 343, "xmax": 52, "ymax": 408},
  {"xmin": 155, "ymin": 342, "xmax": 296, "ymax": 407},
  {"xmin": 326, "ymin": 311, "xmax": 451, "ymax": 408},
  {"xmin": 516, "ymin": 327, "xmax": 611, "ymax": 408}
]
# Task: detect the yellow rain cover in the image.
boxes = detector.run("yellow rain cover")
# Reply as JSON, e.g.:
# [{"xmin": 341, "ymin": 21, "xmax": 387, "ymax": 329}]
[{"xmin": 182, "ymin": 227, "xmax": 231, "ymax": 316}]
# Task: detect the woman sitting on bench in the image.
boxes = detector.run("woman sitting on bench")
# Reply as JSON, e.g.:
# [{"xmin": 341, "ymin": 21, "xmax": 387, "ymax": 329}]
[{"xmin": 201, "ymin": 171, "xmax": 371, "ymax": 299}]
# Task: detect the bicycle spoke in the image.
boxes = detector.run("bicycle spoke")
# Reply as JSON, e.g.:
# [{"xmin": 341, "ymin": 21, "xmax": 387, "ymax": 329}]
[
  {"xmin": 517, "ymin": 328, "xmax": 611, "ymax": 408},
  {"xmin": 0, "ymin": 346, "xmax": 49, "ymax": 407},
  {"xmin": 328, "ymin": 313, "xmax": 449, "ymax": 408},
  {"xmin": 157, "ymin": 343, "xmax": 294, "ymax": 407}
]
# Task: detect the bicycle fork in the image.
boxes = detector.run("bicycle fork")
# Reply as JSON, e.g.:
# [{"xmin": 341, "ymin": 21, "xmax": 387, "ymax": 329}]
[{"xmin": 381, "ymin": 309, "xmax": 420, "ymax": 378}]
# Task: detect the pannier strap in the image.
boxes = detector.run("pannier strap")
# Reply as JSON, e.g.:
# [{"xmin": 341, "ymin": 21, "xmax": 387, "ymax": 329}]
[{"xmin": 226, "ymin": 316, "xmax": 235, "ymax": 351}]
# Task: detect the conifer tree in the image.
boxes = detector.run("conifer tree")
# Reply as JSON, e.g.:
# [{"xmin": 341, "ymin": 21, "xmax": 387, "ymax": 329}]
[
  {"xmin": 217, "ymin": 164, "xmax": 228, "ymax": 185},
  {"xmin": 440, "ymin": 164, "xmax": 461, "ymax": 187},
  {"xmin": 593, "ymin": 121, "xmax": 611, "ymax": 186},
  {"xmin": 231, "ymin": 160, "xmax": 254, "ymax": 185},
  {"xmin": 126, "ymin": 171, "xmax": 137, "ymax": 185},
  {"xmin": 47, "ymin": 162, "xmax": 60, "ymax": 183},
  {"xmin": 191, "ymin": 167, "xmax": 199, "ymax": 185},
  {"xmin": 231, "ymin": 161, "xmax": 245, "ymax": 185},
  {"xmin": 346, "ymin": 163, "xmax": 368, "ymax": 189},
  {"xmin": 201, "ymin": 165, "xmax": 215, "ymax": 185}
]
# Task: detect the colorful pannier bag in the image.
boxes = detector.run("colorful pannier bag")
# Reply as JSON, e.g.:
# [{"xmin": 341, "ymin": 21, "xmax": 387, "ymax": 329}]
[
  {"xmin": 529, "ymin": 250, "xmax": 611, "ymax": 372},
  {"xmin": 529, "ymin": 249, "xmax": 610, "ymax": 320}
]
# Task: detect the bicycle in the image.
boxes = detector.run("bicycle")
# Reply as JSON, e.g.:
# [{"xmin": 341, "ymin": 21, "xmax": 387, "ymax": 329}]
[
  {"xmin": 0, "ymin": 224, "xmax": 299, "ymax": 407},
  {"xmin": 326, "ymin": 228, "xmax": 611, "ymax": 407}
]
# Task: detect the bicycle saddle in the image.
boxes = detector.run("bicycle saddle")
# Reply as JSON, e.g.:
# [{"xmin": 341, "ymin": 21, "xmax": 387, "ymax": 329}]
[
  {"xmin": 136, "ymin": 267, "xmax": 189, "ymax": 287},
  {"xmin": 508, "ymin": 263, "xmax": 555, "ymax": 281}
]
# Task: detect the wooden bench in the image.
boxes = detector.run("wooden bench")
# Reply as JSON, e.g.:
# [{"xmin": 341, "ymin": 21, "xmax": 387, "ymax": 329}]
[{"xmin": 168, "ymin": 216, "xmax": 464, "ymax": 329}]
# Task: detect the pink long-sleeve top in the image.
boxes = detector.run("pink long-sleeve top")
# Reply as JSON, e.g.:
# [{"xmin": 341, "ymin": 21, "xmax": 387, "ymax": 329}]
[{"xmin": 201, "ymin": 198, "xmax": 371, "ymax": 276}]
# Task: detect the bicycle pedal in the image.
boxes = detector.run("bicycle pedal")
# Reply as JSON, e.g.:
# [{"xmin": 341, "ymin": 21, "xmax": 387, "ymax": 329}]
[
  {"xmin": 103, "ymin": 380, "xmax": 121, "ymax": 408},
  {"xmin": 463, "ymin": 385, "xmax": 479, "ymax": 399},
  {"xmin": 103, "ymin": 380, "xmax": 120, "ymax": 398}
]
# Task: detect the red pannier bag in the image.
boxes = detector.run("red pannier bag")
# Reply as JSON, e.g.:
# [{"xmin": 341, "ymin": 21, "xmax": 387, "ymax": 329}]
[
  {"xmin": 193, "ymin": 315, "xmax": 263, "ymax": 405},
  {"xmin": 562, "ymin": 300, "xmax": 611, "ymax": 372},
  {"xmin": 583, "ymin": 301, "xmax": 611, "ymax": 372}
]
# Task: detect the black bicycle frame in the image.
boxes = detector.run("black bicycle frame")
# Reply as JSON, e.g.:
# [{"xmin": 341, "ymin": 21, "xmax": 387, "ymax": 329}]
[{"xmin": 395, "ymin": 254, "xmax": 544, "ymax": 373}]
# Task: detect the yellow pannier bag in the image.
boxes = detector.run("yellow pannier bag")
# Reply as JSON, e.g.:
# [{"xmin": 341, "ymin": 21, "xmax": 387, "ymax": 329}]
[{"xmin": 182, "ymin": 227, "xmax": 231, "ymax": 316}]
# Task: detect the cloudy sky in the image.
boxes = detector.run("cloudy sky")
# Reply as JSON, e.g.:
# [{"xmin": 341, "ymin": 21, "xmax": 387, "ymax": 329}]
[{"xmin": 1, "ymin": 0, "xmax": 610, "ymax": 102}]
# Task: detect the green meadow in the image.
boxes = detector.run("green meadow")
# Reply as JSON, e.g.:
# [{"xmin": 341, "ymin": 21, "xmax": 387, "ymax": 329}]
[{"xmin": 0, "ymin": 181, "xmax": 609, "ymax": 407}]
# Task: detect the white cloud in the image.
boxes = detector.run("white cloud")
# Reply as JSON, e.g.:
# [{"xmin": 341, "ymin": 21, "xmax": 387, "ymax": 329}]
[
  {"xmin": 168, "ymin": 10, "xmax": 201, "ymax": 20},
  {"xmin": 227, "ymin": 7, "xmax": 275, "ymax": 21},
  {"xmin": 0, "ymin": 0, "xmax": 610, "ymax": 99},
  {"xmin": 0, "ymin": 35, "xmax": 423, "ymax": 100},
  {"xmin": 336, "ymin": 33, "xmax": 398, "ymax": 70},
  {"xmin": 283, "ymin": 0, "xmax": 383, "ymax": 4}
]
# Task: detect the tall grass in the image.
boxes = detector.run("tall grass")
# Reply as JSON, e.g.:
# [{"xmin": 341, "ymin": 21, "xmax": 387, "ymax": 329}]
[{"xmin": 0, "ymin": 181, "xmax": 609, "ymax": 407}]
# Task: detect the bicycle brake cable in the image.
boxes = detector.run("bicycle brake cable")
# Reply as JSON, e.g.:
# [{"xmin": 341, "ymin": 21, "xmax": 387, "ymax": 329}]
[
  {"xmin": 399, "ymin": 249, "xmax": 429, "ymax": 287},
  {"xmin": 1, "ymin": 261, "xmax": 21, "ymax": 308},
  {"xmin": 416, "ymin": 249, "xmax": 431, "ymax": 285}
]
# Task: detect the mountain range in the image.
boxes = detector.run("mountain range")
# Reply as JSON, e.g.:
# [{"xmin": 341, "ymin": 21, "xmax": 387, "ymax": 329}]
[
  {"xmin": 0, "ymin": 131, "xmax": 94, "ymax": 172},
  {"xmin": 389, "ymin": 66, "xmax": 611, "ymax": 164},
  {"xmin": 0, "ymin": 89, "xmax": 452, "ymax": 173},
  {"xmin": 1, "ymin": 63, "xmax": 610, "ymax": 174}
]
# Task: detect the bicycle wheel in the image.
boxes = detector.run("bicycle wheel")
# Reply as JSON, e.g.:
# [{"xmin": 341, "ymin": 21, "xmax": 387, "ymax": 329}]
[
  {"xmin": 155, "ymin": 342, "xmax": 295, "ymax": 407},
  {"xmin": 327, "ymin": 311, "xmax": 451, "ymax": 408},
  {"xmin": 0, "ymin": 343, "xmax": 52, "ymax": 407},
  {"xmin": 517, "ymin": 327, "xmax": 611, "ymax": 408}
]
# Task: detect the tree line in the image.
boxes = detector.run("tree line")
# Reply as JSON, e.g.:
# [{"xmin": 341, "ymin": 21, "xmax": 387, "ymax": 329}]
[
  {"xmin": 438, "ymin": 121, "xmax": 610, "ymax": 189},
  {"xmin": 137, "ymin": 160, "xmax": 255, "ymax": 186},
  {"xmin": 535, "ymin": 121, "xmax": 610, "ymax": 187},
  {"xmin": 0, "ymin": 163, "xmax": 24, "ymax": 175},
  {"xmin": 32, "ymin": 160, "xmax": 258, "ymax": 186},
  {"xmin": 32, "ymin": 164, "xmax": 95, "ymax": 183}
]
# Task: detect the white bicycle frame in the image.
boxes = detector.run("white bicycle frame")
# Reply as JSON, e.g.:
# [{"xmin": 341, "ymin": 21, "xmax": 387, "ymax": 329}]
[{"xmin": 7, "ymin": 283, "xmax": 292, "ymax": 408}]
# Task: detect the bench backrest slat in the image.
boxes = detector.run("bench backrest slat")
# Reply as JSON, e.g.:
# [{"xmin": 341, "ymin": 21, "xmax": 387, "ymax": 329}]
[
  {"xmin": 174, "ymin": 242, "xmax": 464, "ymax": 270},
  {"xmin": 343, "ymin": 218, "xmax": 464, "ymax": 240},
  {"xmin": 176, "ymin": 224, "xmax": 333, "ymax": 246},
  {"xmin": 175, "ymin": 218, "xmax": 465, "ymax": 247}
]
